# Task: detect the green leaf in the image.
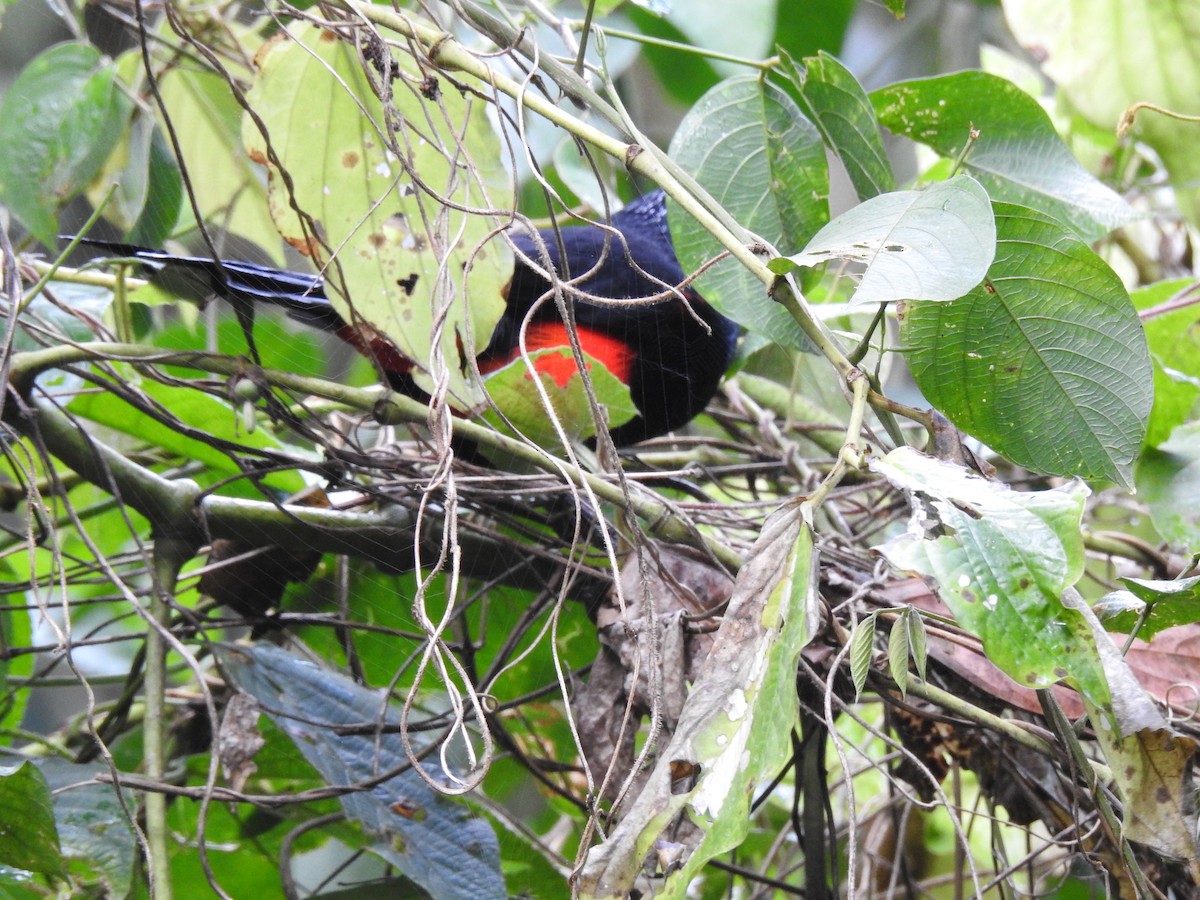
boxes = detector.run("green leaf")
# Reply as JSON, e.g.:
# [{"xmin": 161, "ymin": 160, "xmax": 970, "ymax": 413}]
[
  {"xmin": 155, "ymin": 58, "xmax": 281, "ymax": 261},
  {"xmin": 1136, "ymin": 422, "xmax": 1200, "ymax": 551},
  {"xmin": 873, "ymin": 448, "xmax": 1110, "ymax": 708},
  {"xmin": 130, "ymin": 121, "xmax": 184, "ymax": 247},
  {"xmin": 1004, "ymin": 0, "xmax": 1200, "ymax": 225},
  {"xmin": 68, "ymin": 376, "xmax": 309, "ymax": 495},
  {"xmin": 0, "ymin": 762, "xmax": 65, "ymax": 881},
  {"xmin": 667, "ymin": 74, "xmax": 828, "ymax": 351},
  {"xmin": 1131, "ymin": 279, "xmax": 1200, "ymax": 447},
  {"xmin": 479, "ymin": 347, "xmax": 637, "ymax": 451},
  {"xmin": 85, "ymin": 49, "xmax": 182, "ymax": 243},
  {"xmin": 888, "ymin": 610, "xmax": 911, "ymax": 695},
  {"xmin": 850, "ymin": 612, "xmax": 877, "ymax": 699},
  {"xmin": 1097, "ymin": 574, "xmax": 1200, "ymax": 639},
  {"xmin": 872, "ymin": 71, "xmax": 1135, "ymax": 240},
  {"xmin": 217, "ymin": 644, "xmax": 505, "ymax": 900},
  {"xmin": 902, "ymin": 202, "xmax": 1152, "ymax": 487},
  {"xmin": 783, "ymin": 51, "xmax": 895, "ymax": 200},
  {"xmin": 36, "ymin": 759, "xmax": 137, "ymax": 897},
  {"xmin": 906, "ymin": 608, "xmax": 928, "ymax": 681},
  {"xmin": 782, "ymin": 174, "xmax": 994, "ymax": 305},
  {"xmin": 0, "ymin": 42, "xmax": 132, "ymax": 246},
  {"xmin": 244, "ymin": 24, "xmax": 512, "ymax": 406}
]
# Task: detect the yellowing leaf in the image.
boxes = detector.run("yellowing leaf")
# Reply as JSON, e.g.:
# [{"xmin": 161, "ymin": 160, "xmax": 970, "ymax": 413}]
[{"xmin": 243, "ymin": 24, "xmax": 512, "ymax": 406}]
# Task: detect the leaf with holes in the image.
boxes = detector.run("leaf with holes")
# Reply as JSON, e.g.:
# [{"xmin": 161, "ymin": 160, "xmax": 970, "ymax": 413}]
[
  {"xmin": 244, "ymin": 24, "xmax": 512, "ymax": 405},
  {"xmin": 773, "ymin": 174, "xmax": 995, "ymax": 306},
  {"xmin": 873, "ymin": 448, "xmax": 1109, "ymax": 708}
]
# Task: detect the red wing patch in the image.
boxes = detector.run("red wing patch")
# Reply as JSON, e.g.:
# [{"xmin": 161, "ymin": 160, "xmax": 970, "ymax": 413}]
[{"xmin": 477, "ymin": 321, "xmax": 634, "ymax": 387}]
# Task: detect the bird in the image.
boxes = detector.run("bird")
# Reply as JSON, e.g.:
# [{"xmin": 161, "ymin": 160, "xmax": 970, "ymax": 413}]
[{"xmin": 72, "ymin": 190, "xmax": 739, "ymax": 448}]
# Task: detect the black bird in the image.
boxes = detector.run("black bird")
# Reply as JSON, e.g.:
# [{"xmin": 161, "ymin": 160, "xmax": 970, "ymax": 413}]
[{"xmin": 74, "ymin": 190, "xmax": 739, "ymax": 446}]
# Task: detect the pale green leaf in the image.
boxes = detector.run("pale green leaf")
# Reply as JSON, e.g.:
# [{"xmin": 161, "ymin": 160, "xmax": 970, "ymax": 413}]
[
  {"xmin": 1136, "ymin": 421, "xmax": 1200, "ymax": 551},
  {"xmin": 782, "ymin": 174, "xmax": 994, "ymax": 305},
  {"xmin": 1132, "ymin": 279, "xmax": 1200, "ymax": 447},
  {"xmin": 1005, "ymin": 0, "xmax": 1200, "ymax": 225},
  {"xmin": 156, "ymin": 62, "xmax": 281, "ymax": 260}
]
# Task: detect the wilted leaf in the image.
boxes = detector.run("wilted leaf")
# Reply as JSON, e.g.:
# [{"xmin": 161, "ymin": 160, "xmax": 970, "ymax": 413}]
[{"xmin": 579, "ymin": 504, "xmax": 820, "ymax": 898}]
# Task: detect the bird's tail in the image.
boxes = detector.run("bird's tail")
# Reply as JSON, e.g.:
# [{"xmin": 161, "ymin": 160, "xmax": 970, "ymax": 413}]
[{"xmin": 66, "ymin": 237, "xmax": 342, "ymax": 333}]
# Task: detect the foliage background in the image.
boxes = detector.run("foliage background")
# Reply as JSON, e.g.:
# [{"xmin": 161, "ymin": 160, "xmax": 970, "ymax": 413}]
[{"xmin": 0, "ymin": 1, "xmax": 1198, "ymax": 898}]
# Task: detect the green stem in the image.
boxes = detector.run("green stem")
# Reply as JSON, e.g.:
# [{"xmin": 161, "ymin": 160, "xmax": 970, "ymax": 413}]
[
  {"xmin": 592, "ymin": 25, "xmax": 777, "ymax": 70},
  {"xmin": 21, "ymin": 183, "xmax": 119, "ymax": 313},
  {"xmin": 144, "ymin": 541, "xmax": 189, "ymax": 900},
  {"xmin": 8, "ymin": 342, "xmax": 742, "ymax": 570}
]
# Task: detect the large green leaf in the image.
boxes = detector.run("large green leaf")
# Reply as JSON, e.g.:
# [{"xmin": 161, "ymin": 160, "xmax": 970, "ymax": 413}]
[
  {"xmin": 217, "ymin": 644, "xmax": 505, "ymax": 900},
  {"xmin": 902, "ymin": 202, "xmax": 1151, "ymax": 486},
  {"xmin": 0, "ymin": 762, "xmax": 65, "ymax": 882},
  {"xmin": 873, "ymin": 448, "xmax": 1109, "ymax": 706},
  {"xmin": 0, "ymin": 42, "xmax": 132, "ymax": 246},
  {"xmin": 784, "ymin": 51, "xmax": 894, "ymax": 200},
  {"xmin": 667, "ymin": 74, "xmax": 828, "ymax": 350},
  {"xmin": 243, "ymin": 24, "xmax": 512, "ymax": 407},
  {"xmin": 872, "ymin": 71, "xmax": 1135, "ymax": 239},
  {"xmin": 1004, "ymin": 0, "xmax": 1200, "ymax": 225},
  {"xmin": 774, "ymin": 174, "xmax": 994, "ymax": 306}
]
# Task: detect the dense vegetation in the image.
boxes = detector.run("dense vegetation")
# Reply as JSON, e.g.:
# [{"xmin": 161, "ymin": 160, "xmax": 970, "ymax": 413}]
[{"xmin": 0, "ymin": 1, "xmax": 1198, "ymax": 897}]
